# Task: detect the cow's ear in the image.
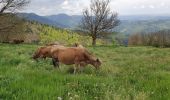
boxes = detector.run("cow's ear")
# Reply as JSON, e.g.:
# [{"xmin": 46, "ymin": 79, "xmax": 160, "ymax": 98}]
[{"xmin": 96, "ymin": 58, "xmax": 99, "ymax": 62}]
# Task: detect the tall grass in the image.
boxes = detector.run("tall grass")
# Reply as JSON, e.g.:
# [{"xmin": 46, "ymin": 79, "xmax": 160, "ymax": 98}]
[{"xmin": 0, "ymin": 44, "xmax": 170, "ymax": 100}]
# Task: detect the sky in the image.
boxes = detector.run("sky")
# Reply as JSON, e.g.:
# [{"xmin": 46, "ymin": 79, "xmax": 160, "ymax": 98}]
[{"xmin": 22, "ymin": 0, "xmax": 170, "ymax": 16}]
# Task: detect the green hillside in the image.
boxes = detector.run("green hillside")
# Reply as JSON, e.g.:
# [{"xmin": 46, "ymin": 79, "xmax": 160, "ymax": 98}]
[
  {"xmin": 0, "ymin": 21, "xmax": 107, "ymax": 45},
  {"xmin": 36, "ymin": 24, "xmax": 105, "ymax": 45}
]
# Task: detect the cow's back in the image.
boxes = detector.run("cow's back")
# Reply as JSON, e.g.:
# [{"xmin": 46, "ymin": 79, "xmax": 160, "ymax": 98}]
[{"xmin": 55, "ymin": 47, "xmax": 86, "ymax": 65}]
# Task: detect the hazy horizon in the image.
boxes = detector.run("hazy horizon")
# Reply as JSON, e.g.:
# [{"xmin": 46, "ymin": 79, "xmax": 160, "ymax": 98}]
[
  {"xmin": 21, "ymin": 0, "xmax": 170, "ymax": 16},
  {"xmin": 21, "ymin": 12, "xmax": 170, "ymax": 17}
]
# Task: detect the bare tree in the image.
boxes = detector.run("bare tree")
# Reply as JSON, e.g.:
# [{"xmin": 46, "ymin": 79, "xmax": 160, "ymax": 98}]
[
  {"xmin": 0, "ymin": 0, "xmax": 29, "ymax": 43},
  {"xmin": 0, "ymin": 14, "xmax": 26, "ymax": 42},
  {"xmin": 0, "ymin": 0, "xmax": 30, "ymax": 14},
  {"xmin": 80, "ymin": 0, "xmax": 119, "ymax": 46},
  {"xmin": 0, "ymin": 0, "xmax": 30, "ymax": 30}
]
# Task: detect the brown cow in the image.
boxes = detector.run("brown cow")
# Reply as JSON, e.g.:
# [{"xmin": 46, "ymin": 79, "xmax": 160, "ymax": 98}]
[
  {"xmin": 51, "ymin": 47, "xmax": 101, "ymax": 73},
  {"xmin": 32, "ymin": 45, "xmax": 65, "ymax": 68},
  {"xmin": 32, "ymin": 46, "xmax": 53, "ymax": 59},
  {"xmin": 32, "ymin": 44, "xmax": 101, "ymax": 73},
  {"xmin": 32, "ymin": 45, "xmax": 65, "ymax": 59}
]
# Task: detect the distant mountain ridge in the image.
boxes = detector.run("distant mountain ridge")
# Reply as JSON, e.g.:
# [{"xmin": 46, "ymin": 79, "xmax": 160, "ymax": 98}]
[
  {"xmin": 18, "ymin": 13, "xmax": 170, "ymax": 34},
  {"xmin": 17, "ymin": 13, "xmax": 67, "ymax": 28},
  {"xmin": 45, "ymin": 13, "xmax": 82, "ymax": 28},
  {"xmin": 119, "ymin": 15, "xmax": 170, "ymax": 21}
]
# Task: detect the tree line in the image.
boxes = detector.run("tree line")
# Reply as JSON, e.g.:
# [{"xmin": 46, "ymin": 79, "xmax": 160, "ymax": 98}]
[{"xmin": 128, "ymin": 30, "xmax": 170, "ymax": 48}]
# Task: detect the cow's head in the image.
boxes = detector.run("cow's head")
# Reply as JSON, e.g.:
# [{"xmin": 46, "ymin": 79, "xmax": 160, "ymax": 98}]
[
  {"xmin": 32, "ymin": 52, "xmax": 38, "ymax": 60},
  {"xmin": 32, "ymin": 49, "xmax": 40, "ymax": 60},
  {"xmin": 92, "ymin": 58, "xmax": 102, "ymax": 69}
]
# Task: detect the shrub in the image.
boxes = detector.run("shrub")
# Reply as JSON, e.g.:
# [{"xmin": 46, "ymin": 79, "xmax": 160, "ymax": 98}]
[{"xmin": 128, "ymin": 30, "xmax": 170, "ymax": 47}]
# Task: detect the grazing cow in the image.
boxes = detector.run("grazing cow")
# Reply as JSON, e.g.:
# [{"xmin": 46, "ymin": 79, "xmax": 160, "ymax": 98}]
[
  {"xmin": 50, "ymin": 44, "xmax": 85, "ymax": 68},
  {"xmin": 32, "ymin": 45, "xmax": 65, "ymax": 68},
  {"xmin": 32, "ymin": 43, "xmax": 101, "ymax": 73},
  {"xmin": 33, "ymin": 43, "xmax": 83, "ymax": 60},
  {"xmin": 32, "ymin": 46, "xmax": 52, "ymax": 60},
  {"xmin": 51, "ymin": 47, "xmax": 101, "ymax": 73}
]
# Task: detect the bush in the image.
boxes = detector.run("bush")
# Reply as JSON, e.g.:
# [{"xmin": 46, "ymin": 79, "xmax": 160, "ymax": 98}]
[{"xmin": 128, "ymin": 30, "xmax": 170, "ymax": 47}]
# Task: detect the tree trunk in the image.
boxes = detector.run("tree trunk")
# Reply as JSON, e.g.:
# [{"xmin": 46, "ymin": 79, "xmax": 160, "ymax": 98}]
[{"xmin": 92, "ymin": 37, "xmax": 96, "ymax": 46}]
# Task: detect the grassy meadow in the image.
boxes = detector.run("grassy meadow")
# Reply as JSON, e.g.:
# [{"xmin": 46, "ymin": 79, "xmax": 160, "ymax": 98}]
[{"xmin": 0, "ymin": 43, "xmax": 170, "ymax": 100}]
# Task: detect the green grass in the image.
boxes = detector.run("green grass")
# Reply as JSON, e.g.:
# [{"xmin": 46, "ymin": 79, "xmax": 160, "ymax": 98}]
[{"xmin": 0, "ymin": 43, "xmax": 170, "ymax": 100}]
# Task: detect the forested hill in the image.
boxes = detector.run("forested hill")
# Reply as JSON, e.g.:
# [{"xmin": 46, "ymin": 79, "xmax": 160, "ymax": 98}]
[
  {"xmin": 18, "ymin": 13, "xmax": 170, "ymax": 34},
  {"xmin": 0, "ymin": 18, "xmax": 106, "ymax": 45},
  {"xmin": 114, "ymin": 19, "xmax": 170, "ymax": 35}
]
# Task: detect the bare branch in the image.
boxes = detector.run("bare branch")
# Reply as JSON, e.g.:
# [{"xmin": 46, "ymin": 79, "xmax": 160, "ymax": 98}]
[
  {"xmin": 0, "ymin": 0, "xmax": 30, "ymax": 14},
  {"xmin": 80, "ymin": 0, "xmax": 120, "ymax": 45}
]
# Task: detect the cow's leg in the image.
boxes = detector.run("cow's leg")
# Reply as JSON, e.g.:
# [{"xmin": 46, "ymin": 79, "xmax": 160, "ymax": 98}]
[
  {"xmin": 74, "ymin": 63, "xmax": 81, "ymax": 74},
  {"xmin": 56, "ymin": 59, "xmax": 59, "ymax": 68},
  {"xmin": 52, "ymin": 58, "xmax": 59, "ymax": 68},
  {"xmin": 74, "ymin": 58, "xmax": 81, "ymax": 74},
  {"xmin": 79, "ymin": 62, "xmax": 87, "ymax": 73},
  {"xmin": 74, "ymin": 64, "xmax": 78, "ymax": 74},
  {"xmin": 52, "ymin": 58, "xmax": 56, "ymax": 66},
  {"xmin": 79, "ymin": 66, "xmax": 83, "ymax": 73},
  {"xmin": 77, "ymin": 64, "xmax": 81, "ymax": 73}
]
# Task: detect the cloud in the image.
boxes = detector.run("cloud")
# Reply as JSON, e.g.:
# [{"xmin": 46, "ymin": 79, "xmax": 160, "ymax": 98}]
[
  {"xmin": 110, "ymin": 0, "xmax": 170, "ymax": 15},
  {"xmin": 149, "ymin": 5, "xmax": 155, "ymax": 9},
  {"xmin": 63, "ymin": 0, "xmax": 69, "ymax": 6},
  {"xmin": 141, "ymin": 5, "xmax": 146, "ymax": 9},
  {"xmin": 22, "ymin": 0, "xmax": 170, "ymax": 16},
  {"xmin": 160, "ymin": 2, "xmax": 165, "ymax": 6}
]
